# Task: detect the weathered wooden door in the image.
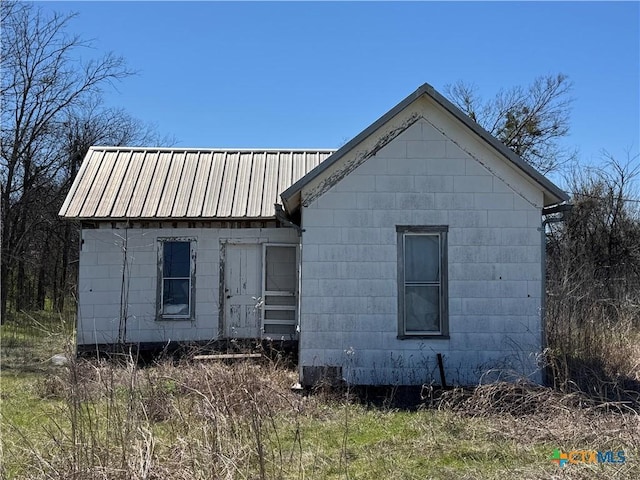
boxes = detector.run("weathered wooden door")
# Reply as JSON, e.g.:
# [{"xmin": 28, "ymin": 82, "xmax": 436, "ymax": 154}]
[{"xmin": 224, "ymin": 244, "xmax": 261, "ymax": 338}]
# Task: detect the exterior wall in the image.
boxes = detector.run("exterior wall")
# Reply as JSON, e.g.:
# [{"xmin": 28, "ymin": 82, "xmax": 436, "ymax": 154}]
[
  {"xmin": 299, "ymin": 118, "xmax": 545, "ymax": 386},
  {"xmin": 77, "ymin": 226, "xmax": 298, "ymax": 346}
]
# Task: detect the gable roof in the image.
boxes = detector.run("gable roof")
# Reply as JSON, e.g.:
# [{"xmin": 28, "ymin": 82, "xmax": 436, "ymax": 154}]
[
  {"xmin": 59, "ymin": 147, "xmax": 334, "ymax": 220},
  {"xmin": 281, "ymin": 83, "xmax": 569, "ymax": 214}
]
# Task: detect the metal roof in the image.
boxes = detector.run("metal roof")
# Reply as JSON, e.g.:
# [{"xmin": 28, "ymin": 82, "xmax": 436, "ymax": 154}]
[
  {"xmin": 59, "ymin": 147, "xmax": 334, "ymax": 220},
  {"xmin": 282, "ymin": 83, "xmax": 570, "ymax": 214}
]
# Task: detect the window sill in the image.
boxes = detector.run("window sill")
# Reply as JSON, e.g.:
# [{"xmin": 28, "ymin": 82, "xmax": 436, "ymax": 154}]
[
  {"xmin": 157, "ymin": 316, "xmax": 193, "ymax": 322},
  {"xmin": 397, "ymin": 334, "xmax": 450, "ymax": 340}
]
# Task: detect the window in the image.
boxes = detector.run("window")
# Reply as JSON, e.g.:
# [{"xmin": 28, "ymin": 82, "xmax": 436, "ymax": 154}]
[
  {"xmin": 158, "ymin": 239, "xmax": 196, "ymax": 320},
  {"xmin": 397, "ymin": 226, "xmax": 448, "ymax": 337}
]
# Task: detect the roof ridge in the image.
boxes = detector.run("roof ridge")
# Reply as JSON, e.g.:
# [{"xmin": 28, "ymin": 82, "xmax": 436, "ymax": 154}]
[{"xmin": 89, "ymin": 146, "xmax": 337, "ymax": 153}]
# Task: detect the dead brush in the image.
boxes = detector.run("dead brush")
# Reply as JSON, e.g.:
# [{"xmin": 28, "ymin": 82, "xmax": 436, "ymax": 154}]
[{"xmin": 436, "ymin": 380, "xmax": 587, "ymax": 417}]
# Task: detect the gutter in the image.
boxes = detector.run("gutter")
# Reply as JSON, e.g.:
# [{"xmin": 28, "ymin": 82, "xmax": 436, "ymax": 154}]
[{"xmin": 540, "ymin": 203, "xmax": 572, "ymax": 385}]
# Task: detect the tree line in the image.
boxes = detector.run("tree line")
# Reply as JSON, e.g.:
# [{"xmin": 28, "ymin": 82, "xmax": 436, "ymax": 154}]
[{"xmin": 0, "ymin": 1, "xmax": 169, "ymax": 322}]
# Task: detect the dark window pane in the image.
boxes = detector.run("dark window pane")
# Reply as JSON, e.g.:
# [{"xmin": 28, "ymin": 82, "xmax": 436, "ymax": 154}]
[
  {"xmin": 265, "ymin": 246, "xmax": 296, "ymax": 291},
  {"xmin": 264, "ymin": 309, "xmax": 296, "ymax": 321},
  {"xmin": 164, "ymin": 242, "xmax": 190, "ymax": 277},
  {"xmin": 163, "ymin": 279, "xmax": 190, "ymax": 315},
  {"xmin": 405, "ymin": 235, "xmax": 439, "ymax": 282},
  {"xmin": 405, "ymin": 285, "xmax": 440, "ymax": 332},
  {"xmin": 263, "ymin": 324, "xmax": 296, "ymax": 335}
]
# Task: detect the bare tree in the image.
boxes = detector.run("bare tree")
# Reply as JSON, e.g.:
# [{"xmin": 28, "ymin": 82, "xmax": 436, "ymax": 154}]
[
  {"xmin": 0, "ymin": 2, "xmax": 133, "ymax": 320},
  {"xmin": 445, "ymin": 74, "xmax": 574, "ymax": 174}
]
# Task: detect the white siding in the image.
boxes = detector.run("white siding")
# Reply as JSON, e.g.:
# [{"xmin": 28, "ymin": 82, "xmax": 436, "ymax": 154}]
[
  {"xmin": 299, "ymin": 119, "xmax": 544, "ymax": 386},
  {"xmin": 77, "ymin": 227, "xmax": 297, "ymax": 346}
]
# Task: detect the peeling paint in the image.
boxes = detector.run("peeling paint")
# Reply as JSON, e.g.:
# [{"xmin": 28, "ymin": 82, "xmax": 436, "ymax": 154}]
[{"xmin": 302, "ymin": 113, "xmax": 422, "ymax": 207}]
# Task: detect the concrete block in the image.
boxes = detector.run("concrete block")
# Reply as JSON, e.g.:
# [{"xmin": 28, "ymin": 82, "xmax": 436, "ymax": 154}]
[
  {"xmin": 397, "ymin": 121, "xmax": 424, "ymax": 141},
  {"xmin": 387, "ymin": 158, "xmax": 427, "ymax": 175},
  {"xmin": 397, "ymin": 193, "xmax": 435, "ymax": 210},
  {"xmin": 333, "ymin": 210, "xmax": 373, "ymax": 227},
  {"xmin": 454, "ymin": 175, "xmax": 493, "ymax": 193},
  {"xmin": 306, "ymin": 261, "xmax": 338, "ymax": 279},
  {"xmin": 427, "ymin": 157, "xmax": 466, "ymax": 176},
  {"xmin": 343, "ymin": 227, "xmax": 381, "ymax": 245},
  {"xmin": 376, "ymin": 139, "xmax": 407, "ymax": 159},
  {"xmin": 487, "ymin": 210, "xmax": 529, "ymax": 227},
  {"xmin": 474, "ymin": 193, "xmax": 515, "ymax": 210},
  {"xmin": 331, "ymin": 174, "xmax": 375, "ymax": 193},
  {"xmin": 315, "ymin": 192, "xmax": 357, "ymax": 210},
  {"xmin": 434, "ymin": 193, "xmax": 474, "ymax": 210},
  {"xmin": 415, "ymin": 175, "xmax": 454, "ymax": 193},
  {"xmin": 487, "ymin": 246, "xmax": 540, "ymax": 263},
  {"xmin": 448, "ymin": 210, "xmax": 488, "ymax": 228},
  {"xmin": 412, "ymin": 210, "xmax": 449, "ymax": 225},
  {"xmin": 304, "ymin": 226, "xmax": 342, "ymax": 244},
  {"xmin": 318, "ymin": 245, "xmax": 357, "ymax": 262},
  {"xmin": 301, "ymin": 244, "xmax": 319, "ymax": 261},
  {"xmin": 448, "ymin": 245, "xmax": 489, "ymax": 263},
  {"xmin": 422, "ymin": 122, "xmax": 447, "ymax": 141},
  {"xmin": 459, "ymin": 228, "xmax": 501, "ymax": 246},
  {"xmin": 303, "ymin": 208, "xmax": 334, "ymax": 227},
  {"xmin": 357, "ymin": 192, "xmax": 395, "ymax": 210},
  {"xmin": 501, "ymin": 228, "xmax": 540, "ymax": 246},
  {"xmin": 345, "ymin": 262, "xmax": 386, "ymax": 280},
  {"xmin": 373, "ymin": 209, "xmax": 413, "ymax": 227},
  {"xmin": 462, "ymin": 298, "xmax": 499, "ymax": 316},
  {"xmin": 318, "ymin": 279, "xmax": 358, "ymax": 297},
  {"xmin": 502, "ymin": 298, "xmax": 540, "ymax": 316},
  {"xmin": 356, "ymin": 156, "xmax": 389, "ymax": 175},
  {"xmin": 374, "ymin": 175, "xmax": 415, "ymax": 192},
  {"xmin": 357, "ymin": 279, "xmax": 396, "ymax": 297}
]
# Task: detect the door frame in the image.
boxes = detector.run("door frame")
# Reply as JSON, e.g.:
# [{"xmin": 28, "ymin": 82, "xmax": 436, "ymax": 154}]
[{"xmin": 261, "ymin": 243, "xmax": 299, "ymax": 339}]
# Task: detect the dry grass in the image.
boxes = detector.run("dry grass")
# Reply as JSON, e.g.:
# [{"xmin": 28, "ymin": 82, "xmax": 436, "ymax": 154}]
[{"xmin": 2, "ymin": 309, "xmax": 640, "ymax": 479}]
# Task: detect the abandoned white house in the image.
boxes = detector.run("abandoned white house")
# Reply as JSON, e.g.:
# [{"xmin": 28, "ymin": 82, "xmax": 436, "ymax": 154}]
[{"xmin": 60, "ymin": 83, "xmax": 569, "ymax": 385}]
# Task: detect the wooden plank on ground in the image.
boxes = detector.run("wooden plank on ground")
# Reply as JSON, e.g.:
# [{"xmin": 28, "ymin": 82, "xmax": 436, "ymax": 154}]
[{"xmin": 193, "ymin": 353, "xmax": 262, "ymax": 361}]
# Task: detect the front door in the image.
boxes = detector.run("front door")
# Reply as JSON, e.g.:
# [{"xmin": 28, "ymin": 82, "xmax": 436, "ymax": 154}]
[{"xmin": 224, "ymin": 244, "xmax": 261, "ymax": 338}]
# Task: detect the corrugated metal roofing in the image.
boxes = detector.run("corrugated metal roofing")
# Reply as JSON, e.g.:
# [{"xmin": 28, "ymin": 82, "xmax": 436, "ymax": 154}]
[{"xmin": 59, "ymin": 148, "xmax": 334, "ymax": 219}]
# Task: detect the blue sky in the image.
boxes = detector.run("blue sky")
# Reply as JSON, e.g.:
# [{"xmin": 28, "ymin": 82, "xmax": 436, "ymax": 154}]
[{"xmin": 40, "ymin": 1, "xmax": 639, "ymax": 171}]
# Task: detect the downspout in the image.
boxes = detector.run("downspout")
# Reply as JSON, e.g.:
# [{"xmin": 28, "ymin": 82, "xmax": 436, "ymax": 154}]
[{"xmin": 540, "ymin": 203, "xmax": 572, "ymax": 385}]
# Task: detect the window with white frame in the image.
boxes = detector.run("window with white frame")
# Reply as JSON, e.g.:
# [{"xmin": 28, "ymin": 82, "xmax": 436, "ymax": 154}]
[
  {"xmin": 158, "ymin": 239, "xmax": 196, "ymax": 320},
  {"xmin": 397, "ymin": 226, "xmax": 448, "ymax": 337}
]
